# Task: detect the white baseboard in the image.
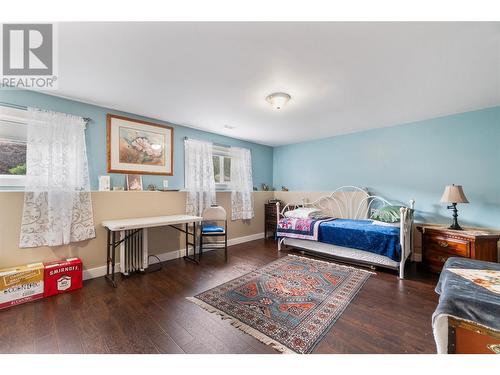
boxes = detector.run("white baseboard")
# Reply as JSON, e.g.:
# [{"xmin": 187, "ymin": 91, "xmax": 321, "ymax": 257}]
[
  {"xmin": 227, "ymin": 232, "xmax": 264, "ymax": 246},
  {"xmin": 83, "ymin": 265, "xmax": 110, "ymax": 280},
  {"xmin": 82, "ymin": 232, "xmax": 265, "ymax": 281}
]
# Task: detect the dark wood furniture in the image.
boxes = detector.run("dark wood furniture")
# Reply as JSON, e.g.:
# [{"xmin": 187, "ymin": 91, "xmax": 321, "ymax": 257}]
[
  {"xmin": 448, "ymin": 317, "xmax": 500, "ymax": 354},
  {"xmin": 264, "ymin": 202, "xmax": 279, "ymax": 238},
  {"xmin": 417, "ymin": 226, "xmax": 500, "ymax": 273}
]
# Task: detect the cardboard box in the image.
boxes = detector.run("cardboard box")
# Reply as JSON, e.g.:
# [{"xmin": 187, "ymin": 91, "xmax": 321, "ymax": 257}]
[
  {"xmin": 0, "ymin": 263, "xmax": 44, "ymax": 310},
  {"xmin": 43, "ymin": 258, "xmax": 83, "ymax": 297}
]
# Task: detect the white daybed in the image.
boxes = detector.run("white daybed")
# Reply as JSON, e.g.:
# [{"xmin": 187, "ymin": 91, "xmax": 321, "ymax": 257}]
[{"xmin": 276, "ymin": 186, "xmax": 415, "ymax": 279}]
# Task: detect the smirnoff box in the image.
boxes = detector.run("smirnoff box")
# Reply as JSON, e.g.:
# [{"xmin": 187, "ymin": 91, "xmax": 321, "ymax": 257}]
[
  {"xmin": 44, "ymin": 258, "xmax": 83, "ymax": 297},
  {"xmin": 0, "ymin": 262, "xmax": 44, "ymax": 310}
]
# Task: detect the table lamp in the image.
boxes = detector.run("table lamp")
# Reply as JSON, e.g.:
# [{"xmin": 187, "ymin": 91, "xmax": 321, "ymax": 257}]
[{"xmin": 440, "ymin": 184, "xmax": 469, "ymax": 230}]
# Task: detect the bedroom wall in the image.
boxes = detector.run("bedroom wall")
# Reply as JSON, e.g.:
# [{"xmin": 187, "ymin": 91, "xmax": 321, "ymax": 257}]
[
  {"xmin": 1, "ymin": 89, "xmax": 499, "ymax": 271},
  {"xmin": 0, "ymin": 191, "xmax": 274, "ymax": 274},
  {"xmin": 0, "ymin": 89, "xmax": 275, "ymax": 274},
  {"xmin": 273, "ymin": 107, "xmax": 500, "ymax": 230},
  {"xmin": 0, "ymin": 89, "xmax": 274, "ymax": 190}
]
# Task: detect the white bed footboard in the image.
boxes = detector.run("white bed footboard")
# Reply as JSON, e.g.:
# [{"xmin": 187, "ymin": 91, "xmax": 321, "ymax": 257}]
[{"xmin": 276, "ymin": 186, "xmax": 415, "ymax": 278}]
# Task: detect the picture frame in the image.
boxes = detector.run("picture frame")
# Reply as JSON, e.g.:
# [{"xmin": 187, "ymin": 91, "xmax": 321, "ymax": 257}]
[
  {"xmin": 107, "ymin": 114, "xmax": 174, "ymax": 175},
  {"xmin": 126, "ymin": 174, "xmax": 143, "ymax": 191},
  {"xmin": 98, "ymin": 175, "xmax": 111, "ymax": 191}
]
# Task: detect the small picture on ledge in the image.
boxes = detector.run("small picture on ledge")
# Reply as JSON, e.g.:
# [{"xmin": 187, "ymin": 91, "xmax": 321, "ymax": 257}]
[{"xmin": 126, "ymin": 174, "xmax": 143, "ymax": 191}]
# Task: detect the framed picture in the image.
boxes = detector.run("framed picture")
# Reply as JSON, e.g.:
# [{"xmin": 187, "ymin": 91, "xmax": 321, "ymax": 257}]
[
  {"xmin": 98, "ymin": 175, "xmax": 111, "ymax": 191},
  {"xmin": 107, "ymin": 114, "xmax": 174, "ymax": 175},
  {"xmin": 126, "ymin": 174, "xmax": 143, "ymax": 191}
]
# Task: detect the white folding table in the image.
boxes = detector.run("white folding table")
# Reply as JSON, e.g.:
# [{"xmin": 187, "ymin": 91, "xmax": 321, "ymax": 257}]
[{"xmin": 102, "ymin": 214, "xmax": 203, "ymax": 287}]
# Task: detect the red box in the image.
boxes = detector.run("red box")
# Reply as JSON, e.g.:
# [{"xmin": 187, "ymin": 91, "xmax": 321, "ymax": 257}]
[{"xmin": 43, "ymin": 258, "xmax": 83, "ymax": 297}]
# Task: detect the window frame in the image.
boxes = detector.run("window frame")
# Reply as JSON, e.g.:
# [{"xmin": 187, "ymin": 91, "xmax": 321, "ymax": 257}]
[
  {"xmin": 183, "ymin": 143, "xmax": 233, "ymax": 191},
  {"xmin": 0, "ymin": 106, "xmax": 28, "ymax": 189},
  {"xmin": 212, "ymin": 145, "xmax": 232, "ymax": 190}
]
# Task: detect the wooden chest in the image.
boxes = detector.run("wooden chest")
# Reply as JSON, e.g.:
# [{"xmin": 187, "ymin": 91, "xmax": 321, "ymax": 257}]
[
  {"xmin": 448, "ymin": 317, "xmax": 500, "ymax": 354},
  {"xmin": 417, "ymin": 226, "xmax": 500, "ymax": 273}
]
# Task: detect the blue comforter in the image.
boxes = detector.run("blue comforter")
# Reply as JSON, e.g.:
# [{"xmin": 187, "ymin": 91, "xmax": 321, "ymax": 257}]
[
  {"xmin": 318, "ymin": 219, "xmax": 401, "ymax": 261},
  {"xmin": 433, "ymin": 257, "xmax": 500, "ymax": 332}
]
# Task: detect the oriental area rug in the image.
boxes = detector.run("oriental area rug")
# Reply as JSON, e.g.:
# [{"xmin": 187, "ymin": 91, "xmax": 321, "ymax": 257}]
[{"xmin": 187, "ymin": 255, "xmax": 373, "ymax": 353}]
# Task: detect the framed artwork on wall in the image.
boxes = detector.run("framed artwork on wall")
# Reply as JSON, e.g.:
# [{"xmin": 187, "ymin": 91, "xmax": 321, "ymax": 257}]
[
  {"xmin": 126, "ymin": 174, "xmax": 143, "ymax": 191},
  {"xmin": 107, "ymin": 114, "xmax": 174, "ymax": 175}
]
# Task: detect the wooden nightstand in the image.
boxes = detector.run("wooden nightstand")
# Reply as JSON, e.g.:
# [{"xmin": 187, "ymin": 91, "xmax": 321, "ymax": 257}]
[
  {"xmin": 417, "ymin": 226, "xmax": 500, "ymax": 273},
  {"xmin": 264, "ymin": 202, "xmax": 279, "ymax": 239}
]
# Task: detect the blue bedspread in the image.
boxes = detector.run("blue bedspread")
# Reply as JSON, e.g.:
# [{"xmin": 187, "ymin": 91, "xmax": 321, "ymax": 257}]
[
  {"xmin": 318, "ymin": 219, "xmax": 401, "ymax": 261},
  {"xmin": 433, "ymin": 257, "xmax": 500, "ymax": 332}
]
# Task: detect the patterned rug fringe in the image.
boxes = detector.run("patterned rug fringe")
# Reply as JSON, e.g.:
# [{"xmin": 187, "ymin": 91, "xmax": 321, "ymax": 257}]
[
  {"xmin": 186, "ymin": 296, "xmax": 297, "ymax": 354},
  {"xmin": 286, "ymin": 254, "xmax": 377, "ymax": 275}
]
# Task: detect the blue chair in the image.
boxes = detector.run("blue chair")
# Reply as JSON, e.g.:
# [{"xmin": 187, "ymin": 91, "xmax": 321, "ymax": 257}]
[{"xmin": 200, "ymin": 205, "xmax": 228, "ymax": 261}]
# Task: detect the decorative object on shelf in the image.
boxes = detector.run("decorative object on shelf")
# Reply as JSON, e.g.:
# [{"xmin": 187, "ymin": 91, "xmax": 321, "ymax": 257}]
[
  {"xmin": 147, "ymin": 184, "xmax": 156, "ymax": 191},
  {"xmin": 417, "ymin": 225, "xmax": 500, "ymax": 273},
  {"xmin": 265, "ymin": 92, "xmax": 291, "ymax": 110},
  {"xmin": 126, "ymin": 174, "xmax": 143, "ymax": 191},
  {"xmin": 112, "ymin": 186, "xmax": 124, "ymax": 191},
  {"xmin": 268, "ymin": 199, "xmax": 284, "ymax": 205},
  {"xmin": 162, "ymin": 179, "xmax": 169, "ymax": 190},
  {"xmin": 98, "ymin": 176, "xmax": 111, "ymax": 191},
  {"xmin": 107, "ymin": 114, "xmax": 174, "ymax": 175},
  {"xmin": 281, "ymin": 186, "xmax": 289, "ymax": 191},
  {"xmin": 261, "ymin": 183, "xmax": 269, "ymax": 191},
  {"xmin": 440, "ymin": 184, "xmax": 469, "ymax": 230},
  {"xmin": 253, "ymin": 186, "xmax": 258, "ymax": 191}
]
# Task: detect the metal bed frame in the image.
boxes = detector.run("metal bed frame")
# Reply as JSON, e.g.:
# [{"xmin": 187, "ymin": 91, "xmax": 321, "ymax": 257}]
[{"xmin": 276, "ymin": 186, "xmax": 415, "ymax": 278}]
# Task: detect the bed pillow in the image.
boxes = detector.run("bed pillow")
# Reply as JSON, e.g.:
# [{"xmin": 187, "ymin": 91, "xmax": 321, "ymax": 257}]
[
  {"xmin": 309, "ymin": 211, "xmax": 330, "ymax": 220},
  {"xmin": 370, "ymin": 205, "xmax": 403, "ymax": 223},
  {"xmin": 371, "ymin": 220, "xmax": 400, "ymax": 227},
  {"xmin": 284, "ymin": 207, "xmax": 324, "ymax": 219}
]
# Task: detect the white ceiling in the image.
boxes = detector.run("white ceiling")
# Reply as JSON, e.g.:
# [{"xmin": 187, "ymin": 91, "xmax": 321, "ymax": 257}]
[{"xmin": 54, "ymin": 22, "xmax": 500, "ymax": 146}]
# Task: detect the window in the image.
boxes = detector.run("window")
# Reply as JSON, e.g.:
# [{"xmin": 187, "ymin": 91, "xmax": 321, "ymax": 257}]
[
  {"xmin": 0, "ymin": 106, "xmax": 28, "ymax": 188},
  {"xmin": 212, "ymin": 146, "xmax": 231, "ymax": 188}
]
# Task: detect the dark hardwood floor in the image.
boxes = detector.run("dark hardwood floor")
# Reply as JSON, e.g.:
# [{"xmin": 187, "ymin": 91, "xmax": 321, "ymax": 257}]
[{"xmin": 0, "ymin": 239, "xmax": 439, "ymax": 354}]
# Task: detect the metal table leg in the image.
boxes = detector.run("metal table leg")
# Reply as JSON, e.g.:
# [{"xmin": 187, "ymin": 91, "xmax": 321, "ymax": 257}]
[
  {"xmin": 106, "ymin": 228, "xmax": 111, "ymax": 276},
  {"xmin": 183, "ymin": 222, "xmax": 199, "ymax": 264},
  {"xmin": 105, "ymin": 230, "xmax": 118, "ymax": 288}
]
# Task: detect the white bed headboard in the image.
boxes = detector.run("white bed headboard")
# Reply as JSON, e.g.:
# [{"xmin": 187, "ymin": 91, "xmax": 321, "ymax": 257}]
[
  {"xmin": 279, "ymin": 186, "xmax": 413, "ymax": 220},
  {"xmin": 276, "ymin": 186, "xmax": 416, "ymax": 278}
]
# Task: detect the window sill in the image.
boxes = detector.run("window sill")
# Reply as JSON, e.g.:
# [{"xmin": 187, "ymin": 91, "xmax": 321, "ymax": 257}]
[
  {"xmin": 0, "ymin": 174, "xmax": 26, "ymax": 189},
  {"xmin": 0, "ymin": 189, "xmax": 275, "ymax": 194}
]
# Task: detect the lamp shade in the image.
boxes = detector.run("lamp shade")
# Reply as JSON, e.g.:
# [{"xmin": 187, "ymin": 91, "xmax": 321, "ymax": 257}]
[{"xmin": 440, "ymin": 184, "xmax": 469, "ymax": 204}]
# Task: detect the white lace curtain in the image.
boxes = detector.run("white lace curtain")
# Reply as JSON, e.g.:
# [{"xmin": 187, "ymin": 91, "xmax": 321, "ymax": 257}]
[
  {"xmin": 19, "ymin": 108, "xmax": 96, "ymax": 248},
  {"xmin": 230, "ymin": 147, "xmax": 254, "ymax": 220},
  {"xmin": 184, "ymin": 138, "xmax": 216, "ymax": 216}
]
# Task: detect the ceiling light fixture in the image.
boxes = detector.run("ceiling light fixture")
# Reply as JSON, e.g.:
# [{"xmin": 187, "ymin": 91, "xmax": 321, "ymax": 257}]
[{"xmin": 266, "ymin": 92, "xmax": 291, "ymax": 110}]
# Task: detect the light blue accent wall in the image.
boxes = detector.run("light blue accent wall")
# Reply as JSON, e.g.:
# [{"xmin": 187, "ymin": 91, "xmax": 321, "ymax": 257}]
[
  {"xmin": 273, "ymin": 107, "xmax": 500, "ymax": 228},
  {"xmin": 2, "ymin": 90, "xmax": 499, "ymax": 228},
  {"xmin": 0, "ymin": 89, "xmax": 273, "ymax": 190}
]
